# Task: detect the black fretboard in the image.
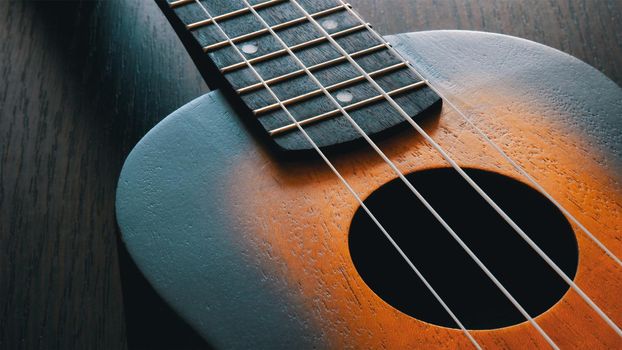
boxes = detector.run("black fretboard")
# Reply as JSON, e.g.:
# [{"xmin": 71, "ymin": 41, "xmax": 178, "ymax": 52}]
[{"xmin": 157, "ymin": 0, "xmax": 441, "ymax": 152}]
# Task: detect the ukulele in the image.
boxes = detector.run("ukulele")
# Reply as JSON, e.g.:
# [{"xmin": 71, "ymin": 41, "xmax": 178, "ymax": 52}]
[{"xmin": 115, "ymin": 0, "xmax": 622, "ymax": 348}]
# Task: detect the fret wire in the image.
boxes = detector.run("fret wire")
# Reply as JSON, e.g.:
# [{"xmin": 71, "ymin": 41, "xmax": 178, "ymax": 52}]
[
  {"xmin": 268, "ymin": 80, "xmax": 426, "ymax": 136},
  {"xmin": 255, "ymin": 61, "xmax": 409, "ymax": 115},
  {"xmin": 220, "ymin": 23, "xmax": 369, "ymax": 72},
  {"xmin": 203, "ymin": 3, "xmax": 349, "ymax": 52},
  {"xmin": 186, "ymin": 0, "xmax": 287, "ymax": 30},
  {"xmin": 237, "ymin": 43, "xmax": 388, "ymax": 94},
  {"xmin": 169, "ymin": 0, "xmax": 194, "ymax": 9}
]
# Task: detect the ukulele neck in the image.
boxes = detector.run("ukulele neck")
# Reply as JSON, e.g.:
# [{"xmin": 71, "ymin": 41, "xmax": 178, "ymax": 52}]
[{"xmin": 156, "ymin": 0, "xmax": 441, "ymax": 152}]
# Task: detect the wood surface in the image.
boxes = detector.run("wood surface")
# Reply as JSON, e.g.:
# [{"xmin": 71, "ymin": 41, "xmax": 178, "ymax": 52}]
[{"xmin": 1, "ymin": 0, "xmax": 621, "ymax": 349}]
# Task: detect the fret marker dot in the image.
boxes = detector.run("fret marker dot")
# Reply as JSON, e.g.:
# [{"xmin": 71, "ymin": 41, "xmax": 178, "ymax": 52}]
[
  {"xmin": 321, "ymin": 19, "xmax": 339, "ymax": 30},
  {"xmin": 336, "ymin": 91, "xmax": 353, "ymax": 103},
  {"xmin": 241, "ymin": 43, "xmax": 258, "ymax": 54}
]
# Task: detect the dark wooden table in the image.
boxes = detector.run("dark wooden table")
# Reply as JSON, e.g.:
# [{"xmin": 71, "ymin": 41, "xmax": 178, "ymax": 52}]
[{"xmin": 1, "ymin": 1, "xmax": 620, "ymax": 349}]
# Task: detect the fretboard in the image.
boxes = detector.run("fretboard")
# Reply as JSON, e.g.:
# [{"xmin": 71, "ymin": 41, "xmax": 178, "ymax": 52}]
[{"xmin": 157, "ymin": 0, "xmax": 441, "ymax": 152}]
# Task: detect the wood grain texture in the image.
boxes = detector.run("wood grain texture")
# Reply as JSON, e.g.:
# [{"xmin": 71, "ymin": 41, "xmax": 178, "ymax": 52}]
[
  {"xmin": 351, "ymin": 0, "xmax": 622, "ymax": 87},
  {"xmin": 0, "ymin": 1, "xmax": 207, "ymax": 349},
  {"xmin": 1, "ymin": 0, "xmax": 620, "ymax": 349}
]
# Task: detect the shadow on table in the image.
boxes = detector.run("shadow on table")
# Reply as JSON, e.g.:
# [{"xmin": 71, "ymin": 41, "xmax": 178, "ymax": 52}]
[{"xmin": 24, "ymin": 1, "xmax": 211, "ymax": 348}]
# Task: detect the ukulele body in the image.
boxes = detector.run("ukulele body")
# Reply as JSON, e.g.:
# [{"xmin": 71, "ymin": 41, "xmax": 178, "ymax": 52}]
[{"xmin": 116, "ymin": 30, "xmax": 622, "ymax": 349}]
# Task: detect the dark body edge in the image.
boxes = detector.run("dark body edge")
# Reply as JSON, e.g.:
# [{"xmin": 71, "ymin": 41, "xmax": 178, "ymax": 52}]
[{"xmin": 115, "ymin": 31, "xmax": 622, "ymax": 349}]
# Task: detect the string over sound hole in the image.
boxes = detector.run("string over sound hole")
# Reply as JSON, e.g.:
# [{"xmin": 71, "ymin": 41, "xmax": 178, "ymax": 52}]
[{"xmin": 348, "ymin": 168, "xmax": 578, "ymax": 329}]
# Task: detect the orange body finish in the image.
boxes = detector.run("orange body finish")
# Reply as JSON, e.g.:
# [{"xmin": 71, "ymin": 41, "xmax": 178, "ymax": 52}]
[{"xmin": 229, "ymin": 83, "xmax": 622, "ymax": 349}]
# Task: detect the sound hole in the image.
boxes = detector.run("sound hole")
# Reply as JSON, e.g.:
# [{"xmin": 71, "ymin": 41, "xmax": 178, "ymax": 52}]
[{"xmin": 348, "ymin": 168, "xmax": 578, "ymax": 329}]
